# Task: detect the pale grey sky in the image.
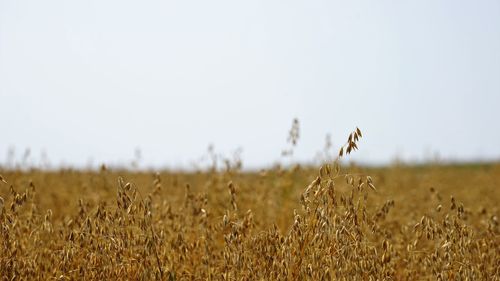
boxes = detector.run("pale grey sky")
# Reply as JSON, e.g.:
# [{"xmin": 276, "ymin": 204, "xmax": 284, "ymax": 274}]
[{"xmin": 1, "ymin": 0, "xmax": 499, "ymax": 169}]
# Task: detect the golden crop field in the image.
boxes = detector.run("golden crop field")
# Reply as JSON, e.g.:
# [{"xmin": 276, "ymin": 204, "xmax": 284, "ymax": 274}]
[{"xmin": 0, "ymin": 131, "xmax": 499, "ymax": 280}]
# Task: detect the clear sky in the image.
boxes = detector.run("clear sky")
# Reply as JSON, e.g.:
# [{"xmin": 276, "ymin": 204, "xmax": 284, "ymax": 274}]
[{"xmin": 1, "ymin": 0, "xmax": 499, "ymax": 169}]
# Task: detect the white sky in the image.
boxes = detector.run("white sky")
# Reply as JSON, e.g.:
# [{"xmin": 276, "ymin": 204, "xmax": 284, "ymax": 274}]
[{"xmin": 1, "ymin": 0, "xmax": 499, "ymax": 169}]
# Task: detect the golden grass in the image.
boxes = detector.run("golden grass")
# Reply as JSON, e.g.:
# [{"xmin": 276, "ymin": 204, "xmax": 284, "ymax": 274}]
[{"xmin": 0, "ymin": 130, "xmax": 499, "ymax": 280}]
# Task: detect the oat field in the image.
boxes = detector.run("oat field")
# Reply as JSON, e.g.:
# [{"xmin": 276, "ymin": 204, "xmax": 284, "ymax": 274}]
[{"xmin": 0, "ymin": 131, "xmax": 499, "ymax": 280}]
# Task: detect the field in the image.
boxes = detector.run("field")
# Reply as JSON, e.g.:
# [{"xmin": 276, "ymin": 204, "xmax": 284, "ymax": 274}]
[{"xmin": 0, "ymin": 134, "xmax": 499, "ymax": 280}]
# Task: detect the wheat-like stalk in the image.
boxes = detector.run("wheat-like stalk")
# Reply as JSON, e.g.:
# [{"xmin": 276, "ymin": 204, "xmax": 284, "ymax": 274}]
[{"xmin": 0, "ymin": 126, "xmax": 498, "ymax": 280}]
